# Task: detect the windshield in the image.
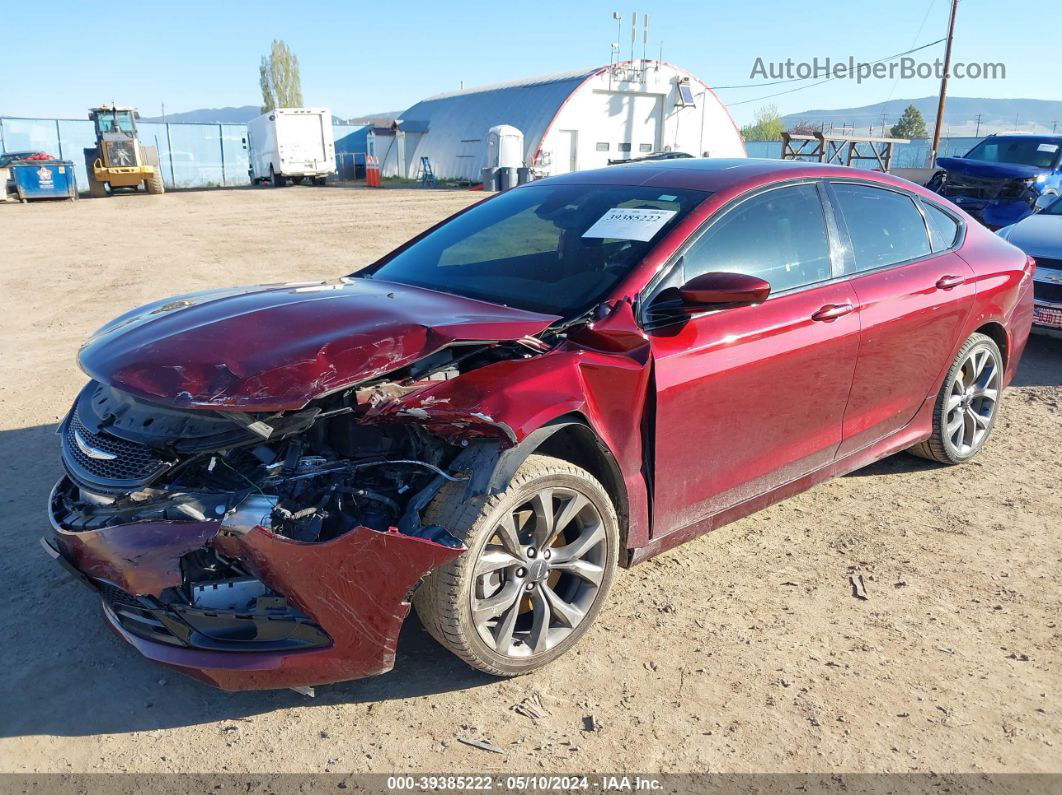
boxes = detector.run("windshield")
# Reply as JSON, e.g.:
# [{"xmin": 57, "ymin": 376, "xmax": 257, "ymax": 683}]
[
  {"xmin": 96, "ymin": 111, "xmax": 136, "ymax": 135},
  {"xmin": 964, "ymin": 137, "xmax": 1061, "ymax": 168},
  {"xmin": 1044, "ymin": 194, "xmax": 1062, "ymax": 215},
  {"xmin": 363, "ymin": 183, "xmax": 709, "ymax": 316}
]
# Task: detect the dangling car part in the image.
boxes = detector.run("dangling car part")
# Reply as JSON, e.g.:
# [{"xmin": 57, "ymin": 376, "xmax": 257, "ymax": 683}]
[{"xmin": 46, "ymin": 161, "xmax": 1032, "ymax": 691}]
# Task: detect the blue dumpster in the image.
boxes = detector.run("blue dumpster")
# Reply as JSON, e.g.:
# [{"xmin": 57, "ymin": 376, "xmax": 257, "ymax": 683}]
[{"xmin": 10, "ymin": 160, "xmax": 78, "ymax": 201}]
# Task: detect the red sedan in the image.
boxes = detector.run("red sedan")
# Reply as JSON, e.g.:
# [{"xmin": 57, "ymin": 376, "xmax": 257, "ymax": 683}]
[{"xmin": 46, "ymin": 159, "xmax": 1033, "ymax": 691}]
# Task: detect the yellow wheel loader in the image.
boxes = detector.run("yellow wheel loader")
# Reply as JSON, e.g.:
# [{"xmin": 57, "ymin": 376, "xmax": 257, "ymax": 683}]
[{"xmin": 83, "ymin": 105, "xmax": 165, "ymax": 197}]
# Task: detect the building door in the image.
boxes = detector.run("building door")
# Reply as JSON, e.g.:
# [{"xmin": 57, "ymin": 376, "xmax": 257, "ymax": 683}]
[
  {"xmin": 588, "ymin": 91, "xmax": 663, "ymax": 165},
  {"xmin": 555, "ymin": 129, "xmax": 578, "ymax": 174}
]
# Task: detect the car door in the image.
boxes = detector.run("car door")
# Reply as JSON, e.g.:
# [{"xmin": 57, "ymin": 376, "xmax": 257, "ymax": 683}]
[
  {"xmin": 825, "ymin": 182, "xmax": 975, "ymax": 457},
  {"xmin": 646, "ymin": 183, "xmax": 860, "ymax": 538}
]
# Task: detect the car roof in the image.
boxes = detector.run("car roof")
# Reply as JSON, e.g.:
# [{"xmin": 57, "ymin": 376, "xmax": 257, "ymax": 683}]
[{"xmin": 536, "ymin": 157, "xmax": 918, "ymax": 195}]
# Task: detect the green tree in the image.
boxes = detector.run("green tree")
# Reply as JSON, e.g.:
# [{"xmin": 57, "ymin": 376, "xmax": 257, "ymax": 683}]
[
  {"xmin": 740, "ymin": 104, "xmax": 784, "ymax": 142},
  {"xmin": 889, "ymin": 105, "xmax": 928, "ymax": 139},
  {"xmin": 259, "ymin": 39, "xmax": 303, "ymax": 112}
]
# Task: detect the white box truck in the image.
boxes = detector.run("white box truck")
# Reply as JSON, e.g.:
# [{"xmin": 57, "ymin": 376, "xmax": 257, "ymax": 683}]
[{"xmin": 247, "ymin": 108, "xmax": 336, "ymax": 186}]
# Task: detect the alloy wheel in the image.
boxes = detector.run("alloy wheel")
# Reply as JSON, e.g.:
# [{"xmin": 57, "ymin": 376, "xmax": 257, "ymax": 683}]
[
  {"xmin": 470, "ymin": 487, "xmax": 606, "ymax": 658},
  {"xmin": 945, "ymin": 344, "xmax": 1001, "ymax": 456}
]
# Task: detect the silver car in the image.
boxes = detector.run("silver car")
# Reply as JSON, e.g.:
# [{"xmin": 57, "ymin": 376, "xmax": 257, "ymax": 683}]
[{"xmin": 998, "ymin": 195, "xmax": 1062, "ymax": 336}]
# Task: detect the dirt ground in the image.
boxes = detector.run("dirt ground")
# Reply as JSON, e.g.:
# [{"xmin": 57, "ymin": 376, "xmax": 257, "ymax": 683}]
[{"xmin": 0, "ymin": 186, "xmax": 1059, "ymax": 775}]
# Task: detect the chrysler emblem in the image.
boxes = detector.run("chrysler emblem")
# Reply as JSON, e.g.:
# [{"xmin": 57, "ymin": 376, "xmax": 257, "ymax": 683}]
[{"xmin": 73, "ymin": 428, "xmax": 117, "ymax": 460}]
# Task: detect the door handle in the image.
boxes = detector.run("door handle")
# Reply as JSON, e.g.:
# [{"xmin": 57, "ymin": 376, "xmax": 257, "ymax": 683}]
[
  {"xmin": 811, "ymin": 303, "xmax": 855, "ymax": 322},
  {"xmin": 935, "ymin": 274, "xmax": 966, "ymax": 290}
]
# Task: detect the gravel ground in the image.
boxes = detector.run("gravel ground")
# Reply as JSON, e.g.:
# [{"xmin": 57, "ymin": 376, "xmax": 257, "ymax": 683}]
[{"xmin": 0, "ymin": 186, "xmax": 1058, "ymax": 774}]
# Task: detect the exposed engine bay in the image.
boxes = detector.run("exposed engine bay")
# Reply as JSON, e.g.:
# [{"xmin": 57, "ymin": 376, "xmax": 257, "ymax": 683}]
[{"xmin": 55, "ymin": 339, "xmax": 544, "ymax": 543}]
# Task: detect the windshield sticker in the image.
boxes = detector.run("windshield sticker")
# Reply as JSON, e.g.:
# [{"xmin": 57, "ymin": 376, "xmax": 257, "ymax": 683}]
[
  {"xmin": 657, "ymin": 194, "xmax": 678, "ymax": 201},
  {"xmin": 582, "ymin": 208, "xmax": 678, "ymax": 242},
  {"xmin": 1038, "ymin": 143, "xmax": 1059, "ymax": 153}
]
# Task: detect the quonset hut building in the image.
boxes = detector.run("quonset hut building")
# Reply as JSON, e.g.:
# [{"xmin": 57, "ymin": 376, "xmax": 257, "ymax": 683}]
[{"xmin": 372, "ymin": 60, "xmax": 746, "ymax": 180}]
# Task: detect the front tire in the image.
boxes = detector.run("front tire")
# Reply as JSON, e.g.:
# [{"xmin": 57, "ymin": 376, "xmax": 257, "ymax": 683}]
[
  {"xmin": 909, "ymin": 332, "xmax": 1003, "ymax": 464},
  {"xmin": 414, "ymin": 454, "xmax": 619, "ymax": 677},
  {"xmin": 145, "ymin": 169, "xmax": 165, "ymax": 194}
]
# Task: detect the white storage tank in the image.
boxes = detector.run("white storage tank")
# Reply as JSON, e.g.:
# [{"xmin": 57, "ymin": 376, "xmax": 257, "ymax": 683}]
[{"xmin": 486, "ymin": 125, "xmax": 524, "ymax": 169}]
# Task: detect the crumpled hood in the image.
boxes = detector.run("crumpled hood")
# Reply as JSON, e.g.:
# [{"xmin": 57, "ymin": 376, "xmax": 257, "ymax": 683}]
[
  {"xmin": 78, "ymin": 278, "xmax": 559, "ymax": 411},
  {"xmin": 937, "ymin": 156, "xmax": 1045, "ymax": 181}
]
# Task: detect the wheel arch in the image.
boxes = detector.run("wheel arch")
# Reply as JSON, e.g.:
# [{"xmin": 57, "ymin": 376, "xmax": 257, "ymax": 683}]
[
  {"xmin": 453, "ymin": 413, "xmax": 632, "ymax": 564},
  {"xmin": 973, "ymin": 321, "xmax": 1009, "ymax": 369},
  {"xmin": 531, "ymin": 416, "xmax": 631, "ymax": 557}
]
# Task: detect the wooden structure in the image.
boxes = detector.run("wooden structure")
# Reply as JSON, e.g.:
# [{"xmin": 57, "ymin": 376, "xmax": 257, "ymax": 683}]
[{"xmin": 780, "ymin": 132, "xmax": 909, "ymax": 172}]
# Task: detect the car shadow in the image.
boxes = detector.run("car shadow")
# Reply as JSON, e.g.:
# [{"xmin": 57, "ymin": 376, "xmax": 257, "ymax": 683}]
[
  {"xmin": 1008, "ymin": 333, "xmax": 1061, "ymax": 387},
  {"xmin": 0, "ymin": 422, "xmax": 492, "ymax": 739},
  {"xmin": 845, "ymin": 333, "xmax": 1058, "ymax": 479}
]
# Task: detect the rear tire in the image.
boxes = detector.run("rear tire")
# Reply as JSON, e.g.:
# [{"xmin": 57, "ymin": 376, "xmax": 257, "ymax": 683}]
[
  {"xmin": 414, "ymin": 454, "xmax": 619, "ymax": 677},
  {"xmin": 908, "ymin": 332, "xmax": 1003, "ymax": 464},
  {"xmin": 269, "ymin": 166, "xmax": 285, "ymax": 187}
]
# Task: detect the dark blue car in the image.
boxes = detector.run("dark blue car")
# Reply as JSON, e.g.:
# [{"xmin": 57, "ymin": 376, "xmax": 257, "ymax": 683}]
[{"xmin": 928, "ymin": 134, "xmax": 1062, "ymax": 229}]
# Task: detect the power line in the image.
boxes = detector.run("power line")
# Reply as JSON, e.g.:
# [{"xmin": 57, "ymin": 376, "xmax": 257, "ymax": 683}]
[
  {"xmin": 881, "ymin": 0, "xmax": 939, "ymax": 120},
  {"xmin": 723, "ymin": 38, "xmax": 946, "ymax": 107}
]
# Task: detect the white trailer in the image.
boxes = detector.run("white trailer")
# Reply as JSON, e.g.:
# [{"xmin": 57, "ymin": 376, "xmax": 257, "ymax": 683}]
[{"xmin": 247, "ymin": 108, "xmax": 336, "ymax": 186}]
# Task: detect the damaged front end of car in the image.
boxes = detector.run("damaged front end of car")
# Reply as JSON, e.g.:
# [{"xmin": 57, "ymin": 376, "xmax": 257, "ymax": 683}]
[
  {"xmin": 929, "ymin": 157, "xmax": 1052, "ymax": 229},
  {"xmin": 45, "ymin": 336, "xmax": 552, "ymax": 691}
]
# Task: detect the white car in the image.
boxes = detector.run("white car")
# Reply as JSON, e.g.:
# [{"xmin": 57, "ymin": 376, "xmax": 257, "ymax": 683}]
[{"xmin": 998, "ymin": 196, "xmax": 1062, "ymax": 337}]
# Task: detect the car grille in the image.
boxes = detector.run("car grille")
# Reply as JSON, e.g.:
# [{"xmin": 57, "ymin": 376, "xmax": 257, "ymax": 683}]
[
  {"xmin": 1034, "ymin": 259, "xmax": 1062, "ymax": 305},
  {"xmin": 941, "ymin": 174, "xmax": 1029, "ymax": 201},
  {"xmin": 62, "ymin": 409, "xmax": 171, "ymax": 491},
  {"xmin": 98, "ymin": 583, "xmax": 183, "ymax": 645},
  {"xmin": 1034, "ymin": 280, "xmax": 1062, "ymax": 305}
]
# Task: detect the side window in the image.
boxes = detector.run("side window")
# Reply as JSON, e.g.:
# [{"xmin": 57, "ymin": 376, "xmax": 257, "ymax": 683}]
[
  {"xmin": 831, "ymin": 183, "xmax": 932, "ymax": 272},
  {"xmin": 922, "ymin": 201, "xmax": 961, "ymax": 252},
  {"xmin": 682, "ymin": 184, "xmax": 832, "ymax": 293}
]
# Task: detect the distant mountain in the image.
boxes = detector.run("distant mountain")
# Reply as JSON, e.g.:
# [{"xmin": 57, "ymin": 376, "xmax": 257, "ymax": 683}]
[
  {"xmin": 140, "ymin": 105, "xmax": 261, "ymax": 124},
  {"xmin": 780, "ymin": 97, "xmax": 1062, "ymax": 137}
]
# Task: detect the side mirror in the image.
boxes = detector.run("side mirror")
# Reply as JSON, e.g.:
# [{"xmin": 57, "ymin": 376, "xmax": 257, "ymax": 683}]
[{"xmin": 677, "ymin": 271, "xmax": 771, "ymax": 313}]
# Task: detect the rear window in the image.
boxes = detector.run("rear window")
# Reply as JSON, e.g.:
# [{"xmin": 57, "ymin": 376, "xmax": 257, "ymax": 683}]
[
  {"xmin": 922, "ymin": 201, "xmax": 962, "ymax": 251},
  {"xmin": 831, "ymin": 183, "xmax": 932, "ymax": 273}
]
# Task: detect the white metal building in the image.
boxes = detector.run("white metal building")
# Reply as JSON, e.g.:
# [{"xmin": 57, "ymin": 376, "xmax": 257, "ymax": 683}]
[{"xmin": 375, "ymin": 60, "xmax": 746, "ymax": 180}]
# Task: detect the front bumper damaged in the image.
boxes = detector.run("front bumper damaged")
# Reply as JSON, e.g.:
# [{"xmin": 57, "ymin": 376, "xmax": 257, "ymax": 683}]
[{"xmin": 45, "ymin": 477, "xmax": 463, "ymax": 691}]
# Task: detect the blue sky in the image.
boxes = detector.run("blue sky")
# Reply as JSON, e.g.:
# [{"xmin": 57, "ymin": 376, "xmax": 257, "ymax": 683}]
[{"xmin": 5, "ymin": 1, "xmax": 1056, "ymax": 126}]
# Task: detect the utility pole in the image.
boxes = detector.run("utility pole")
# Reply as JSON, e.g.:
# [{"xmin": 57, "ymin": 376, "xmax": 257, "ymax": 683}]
[
  {"xmin": 974, "ymin": 113, "xmax": 982, "ymax": 137},
  {"xmin": 930, "ymin": 0, "xmax": 959, "ymax": 164}
]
